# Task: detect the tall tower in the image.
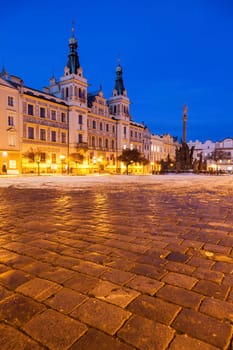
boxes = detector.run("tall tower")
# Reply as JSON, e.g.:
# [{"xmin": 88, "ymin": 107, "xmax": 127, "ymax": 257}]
[
  {"xmin": 108, "ymin": 61, "xmax": 131, "ymax": 152},
  {"xmin": 66, "ymin": 24, "xmax": 80, "ymax": 74},
  {"xmin": 182, "ymin": 104, "xmax": 188, "ymax": 143}
]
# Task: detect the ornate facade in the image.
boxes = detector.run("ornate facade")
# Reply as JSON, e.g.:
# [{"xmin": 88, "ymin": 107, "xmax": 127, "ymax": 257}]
[{"xmin": 0, "ymin": 27, "xmax": 178, "ymax": 175}]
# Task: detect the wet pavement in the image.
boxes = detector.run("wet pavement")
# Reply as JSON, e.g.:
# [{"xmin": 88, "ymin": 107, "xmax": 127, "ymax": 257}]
[{"xmin": 0, "ymin": 177, "xmax": 232, "ymax": 349}]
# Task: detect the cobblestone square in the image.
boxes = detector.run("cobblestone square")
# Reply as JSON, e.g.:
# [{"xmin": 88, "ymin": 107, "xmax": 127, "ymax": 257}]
[{"xmin": 0, "ymin": 175, "xmax": 232, "ymax": 349}]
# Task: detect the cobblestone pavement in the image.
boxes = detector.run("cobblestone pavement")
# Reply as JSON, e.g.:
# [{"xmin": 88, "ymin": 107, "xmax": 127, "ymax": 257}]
[{"xmin": 0, "ymin": 177, "xmax": 233, "ymax": 349}]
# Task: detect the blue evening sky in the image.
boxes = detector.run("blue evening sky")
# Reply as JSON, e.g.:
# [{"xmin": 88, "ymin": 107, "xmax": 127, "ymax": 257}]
[{"xmin": 1, "ymin": 0, "xmax": 233, "ymax": 142}]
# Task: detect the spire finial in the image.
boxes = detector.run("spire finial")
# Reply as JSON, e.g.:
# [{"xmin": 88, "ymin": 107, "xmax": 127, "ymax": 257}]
[{"xmin": 72, "ymin": 19, "xmax": 75, "ymax": 36}]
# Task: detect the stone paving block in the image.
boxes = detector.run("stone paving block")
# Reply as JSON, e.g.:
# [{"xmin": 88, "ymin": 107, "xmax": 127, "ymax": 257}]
[
  {"xmin": 71, "ymin": 298, "xmax": 131, "ymax": 335},
  {"xmin": 0, "ymin": 323, "xmax": 44, "ymax": 350},
  {"xmin": 0, "ymin": 248, "xmax": 22, "ymax": 265},
  {"xmin": 223, "ymin": 274, "xmax": 233, "ymax": 287},
  {"xmin": 181, "ymin": 239, "xmax": 204, "ymax": 249},
  {"xmin": 156, "ymin": 284, "xmax": 203, "ymax": 309},
  {"xmin": 200, "ymin": 297, "xmax": 233, "ymax": 322},
  {"xmin": 161, "ymin": 271, "xmax": 198, "ymax": 289},
  {"xmin": 70, "ymin": 328, "xmax": 135, "ymax": 350},
  {"xmin": 188, "ymin": 256, "xmax": 215, "ymax": 269},
  {"xmin": 90, "ymin": 280, "xmax": 140, "ymax": 307},
  {"xmin": 172, "ymin": 308, "xmax": 232, "ymax": 349},
  {"xmin": 118, "ymin": 314, "xmax": 175, "ymax": 350},
  {"xmin": 204, "ymin": 243, "xmax": 232, "ymax": 255},
  {"xmin": 53, "ymin": 255, "xmax": 82, "ymax": 269},
  {"xmin": 101, "ymin": 268, "xmax": 135, "ymax": 285},
  {"xmin": 166, "ymin": 252, "xmax": 190, "ymax": 263},
  {"xmin": 165, "ymin": 243, "xmax": 188, "ymax": 254},
  {"xmin": 0, "ymin": 269, "xmax": 31, "ymax": 290},
  {"xmin": 125, "ymin": 275, "xmax": 164, "ymax": 295},
  {"xmin": 45, "ymin": 287, "xmax": 87, "ymax": 314},
  {"xmin": 193, "ymin": 280, "xmax": 230, "ymax": 300},
  {"xmin": 169, "ymin": 334, "xmax": 220, "ymax": 350},
  {"xmin": 192, "ymin": 267, "xmax": 224, "ymax": 283},
  {"xmin": 72, "ymin": 260, "xmax": 107, "ymax": 276},
  {"xmin": 130, "ymin": 263, "xmax": 166, "ymax": 280},
  {"xmin": 64, "ymin": 272, "xmax": 99, "ymax": 294},
  {"xmin": 213, "ymin": 261, "xmax": 233, "ymax": 273},
  {"xmin": 23, "ymin": 309, "xmax": 87, "ymax": 350},
  {"xmin": 20, "ymin": 260, "xmax": 52, "ymax": 275},
  {"xmin": 0, "ymin": 293, "xmax": 45, "ymax": 327},
  {"xmin": 39, "ymin": 266, "xmax": 76, "ymax": 283},
  {"xmin": 106, "ymin": 257, "xmax": 136, "ymax": 271},
  {"xmin": 127, "ymin": 294, "xmax": 181, "ymax": 325},
  {"xmin": 165, "ymin": 260, "xmax": 195, "ymax": 275},
  {"xmin": 16, "ymin": 277, "xmax": 62, "ymax": 301}
]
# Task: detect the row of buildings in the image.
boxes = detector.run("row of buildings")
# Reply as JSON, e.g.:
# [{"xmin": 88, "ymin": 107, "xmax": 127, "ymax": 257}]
[
  {"xmin": 1, "ymin": 26, "xmax": 233, "ymax": 175},
  {"xmin": 188, "ymin": 138, "xmax": 233, "ymax": 173},
  {"xmin": 0, "ymin": 26, "xmax": 177, "ymax": 175}
]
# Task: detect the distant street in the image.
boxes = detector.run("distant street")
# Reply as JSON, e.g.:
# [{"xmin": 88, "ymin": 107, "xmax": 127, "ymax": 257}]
[{"xmin": 0, "ymin": 175, "xmax": 232, "ymax": 349}]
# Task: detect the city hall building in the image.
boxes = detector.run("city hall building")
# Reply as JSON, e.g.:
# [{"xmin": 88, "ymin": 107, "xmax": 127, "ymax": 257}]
[{"xmin": 0, "ymin": 27, "xmax": 177, "ymax": 175}]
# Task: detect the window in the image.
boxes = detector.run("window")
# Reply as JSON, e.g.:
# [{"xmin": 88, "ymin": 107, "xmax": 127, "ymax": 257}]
[
  {"xmin": 52, "ymin": 153, "xmax": 56, "ymax": 164},
  {"xmin": 106, "ymin": 124, "xmax": 109, "ymax": 132},
  {"xmin": 123, "ymin": 126, "xmax": 127, "ymax": 135},
  {"xmin": 9, "ymin": 160, "xmax": 17, "ymax": 169},
  {"xmin": 99, "ymin": 138, "xmax": 102, "ymax": 148},
  {"xmin": 51, "ymin": 131, "xmax": 56, "ymax": 142},
  {"xmin": 112, "ymin": 125, "xmax": 115, "ymax": 133},
  {"xmin": 61, "ymin": 132, "xmax": 66, "ymax": 143},
  {"xmin": 91, "ymin": 136, "xmax": 95, "ymax": 147},
  {"xmin": 51, "ymin": 110, "xmax": 56, "ymax": 120},
  {"xmin": 105, "ymin": 139, "xmax": 109, "ymax": 149},
  {"xmin": 28, "ymin": 127, "xmax": 34, "ymax": 139},
  {"xmin": 8, "ymin": 116, "xmax": 14, "ymax": 126},
  {"xmin": 78, "ymin": 115, "xmax": 83, "ymax": 124},
  {"xmin": 78, "ymin": 134, "xmax": 83, "ymax": 143},
  {"xmin": 8, "ymin": 133, "xmax": 16, "ymax": 146},
  {"xmin": 28, "ymin": 104, "xmax": 34, "ymax": 116},
  {"xmin": 112, "ymin": 140, "xmax": 115, "ymax": 150},
  {"xmin": 40, "ymin": 129, "xmax": 46, "ymax": 141},
  {"xmin": 100, "ymin": 122, "xmax": 103, "ymax": 131},
  {"xmin": 8, "ymin": 96, "xmax": 14, "ymax": 106},
  {"xmin": 130, "ymin": 130, "xmax": 133, "ymax": 137},
  {"xmin": 61, "ymin": 112, "xmax": 66, "ymax": 123},
  {"xmin": 40, "ymin": 107, "xmax": 46, "ymax": 118},
  {"xmin": 40, "ymin": 153, "xmax": 46, "ymax": 162},
  {"xmin": 92, "ymin": 120, "xmax": 96, "ymax": 129}
]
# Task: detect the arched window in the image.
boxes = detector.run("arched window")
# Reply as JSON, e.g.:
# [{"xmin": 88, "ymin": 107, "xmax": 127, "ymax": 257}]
[{"xmin": 66, "ymin": 87, "xmax": 69, "ymax": 98}]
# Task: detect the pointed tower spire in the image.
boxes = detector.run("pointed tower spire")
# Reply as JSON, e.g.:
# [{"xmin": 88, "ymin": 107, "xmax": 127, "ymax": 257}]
[
  {"xmin": 66, "ymin": 21, "xmax": 80, "ymax": 74},
  {"xmin": 113, "ymin": 59, "xmax": 126, "ymax": 96}
]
